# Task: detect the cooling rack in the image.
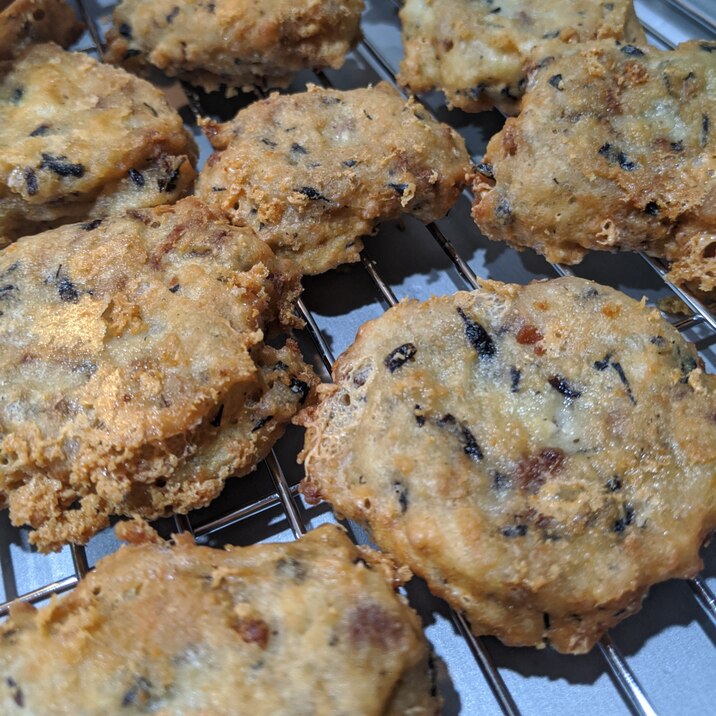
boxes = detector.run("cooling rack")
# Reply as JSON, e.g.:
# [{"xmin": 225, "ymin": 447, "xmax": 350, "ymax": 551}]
[{"xmin": 0, "ymin": 0, "xmax": 715, "ymax": 714}]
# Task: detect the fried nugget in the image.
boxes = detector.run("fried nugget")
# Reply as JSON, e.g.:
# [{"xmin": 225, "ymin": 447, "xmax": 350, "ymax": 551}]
[
  {"xmin": 398, "ymin": 0, "xmax": 645, "ymax": 114},
  {"xmin": 0, "ymin": 0, "xmax": 82, "ymax": 60},
  {"xmin": 0, "ymin": 524, "xmax": 440, "ymax": 715},
  {"xmin": 299, "ymin": 277, "xmax": 716, "ymax": 653},
  {"xmin": 0, "ymin": 43, "xmax": 197, "ymax": 246},
  {"xmin": 0, "ymin": 198, "xmax": 318, "ymax": 551},
  {"xmin": 105, "ymin": 0, "xmax": 364, "ymax": 94},
  {"xmin": 197, "ymin": 82, "xmax": 472, "ymax": 275},
  {"xmin": 473, "ymin": 40, "xmax": 716, "ymax": 293}
]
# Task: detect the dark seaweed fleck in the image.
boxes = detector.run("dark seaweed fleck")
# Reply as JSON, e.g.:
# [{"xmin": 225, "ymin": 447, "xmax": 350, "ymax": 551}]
[
  {"xmin": 24, "ymin": 168, "xmax": 38, "ymax": 196},
  {"xmin": 343, "ymin": 159, "xmax": 357, "ymax": 167},
  {"xmin": 297, "ymin": 186, "xmax": 329, "ymax": 201},
  {"xmin": 700, "ymin": 42, "xmax": 716, "ymax": 53},
  {"xmin": 388, "ymin": 183, "xmax": 409, "ymax": 196},
  {"xmin": 502, "ymin": 524, "xmax": 528, "ymax": 537},
  {"xmin": 702, "ymin": 114, "xmax": 710, "ymax": 147},
  {"xmin": 542, "ymin": 30, "xmax": 560, "ymax": 38},
  {"xmin": 543, "ymin": 613, "xmax": 551, "ymax": 630},
  {"xmin": 169, "ymin": 284, "xmax": 181, "ymax": 293},
  {"xmin": 122, "ymin": 676, "xmax": 152, "ymax": 707},
  {"xmin": 166, "ymin": 5, "xmax": 179, "ymax": 23},
  {"xmin": 275, "ymin": 556, "xmax": 307, "ymax": 582},
  {"xmin": 476, "ymin": 162, "xmax": 494, "ymax": 179},
  {"xmin": 598, "ymin": 143, "xmax": 638, "ymax": 171},
  {"xmin": 548, "ymin": 375, "xmax": 581, "ymax": 399},
  {"xmin": 118, "ymin": 22, "xmax": 132, "ymax": 38},
  {"xmin": 495, "ymin": 197, "xmax": 512, "ymax": 221},
  {"xmin": 604, "ymin": 2, "xmax": 614, "ymax": 9},
  {"xmin": 613, "ymin": 503, "xmax": 635, "ymax": 533},
  {"xmin": 210, "ymin": 404, "xmax": 224, "ymax": 427},
  {"xmin": 252, "ymin": 415, "xmax": 274, "ymax": 432},
  {"xmin": 0, "ymin": 284, "xmax": 15, "ymax": 299},
  {"xmin": 611, "ymin": 361, "xmax": 635, "ymax": 404},
  {"xmin": 363, "ymin": 109, "xmax": 373, "ymax": 120},
  {"xmin": 261, "ymin": 137, "xmax": 277, "ymax": 147},
  {"xmin": 606, "ymin": 476, "xmax": 622, "ymax": 492},
  {"xmin": 510, "ymin": 366, "xmax": 521, "ymax": 393},
  {"xmin": 128, "ymin": 168, "xmax": 145, "ymax": 187},
  {"xmin": 650, "ymin": 335, "xmax": 666, "ymax": 346},
  {"xmin": 143, "ymin": 102, "xmax": 159, "ymax": 117},
  {"xmin": 548, "ymin": 74, "xmax": 563, "ymax": 90},
  {"xmin": 211, "ymin": 186, "xmax": 226, "ymax": 192},
  {"xmin": 488, "ymin": 6, "xmax": 501, "ymax": 13},
  {"xmin": 10, "ymin": 87, "xmax": 23, "ymax": 103},
  {"xmin": 620, "ymin": 45, "xmax": 645, "ymax": 56},
  {"xmin": 594, "ymin": 354, "xmax": 611, "ymax": 370},
  {"xmin": 414, "ymin": 404, "xmax": 425, "ymax": 427},
  {"xmin": 671, "ymin": 140, "xmax": 683, "ymax": 152},
  {"xmin": 207, "ymin": 2, "xmax": 216, "ymax": 12},
  {"xmin": 394, "ymin": 482, "xmax": 409, "ymax": 512},
  {"xmin": 291, "ymin": 143, "xmax": 308, "ymax": 154},
  {"xmin": 461, "ymin": 425, "xmax": 483, "ymax": 461},
  {"xmin": 6, "ymin": 677, "xmax": 23, "ymax": 707},
  {"xmin": 492, "ymin": 471, "xmax": 510, "ymax": 490},
  {"xmin": 457, "ymin": 307, "xmax": 495, "ymax": 358},
  {"xmin": 158, "ymin": 168, "xmax": 180, "ymax": 193},
  {"xmin": 290, "ymin": 377, "xmax": 310, "ymax": 404},
  {"xmin": 40, "ymin": 153, "xmax": 85, "ymax": 177},
  {"xmin": 644, "ymin": 201, "xmax": 659, "ymax": 215},
  {"xmin": 29, "ymin": 123, "xmax": 49, "ymax": 137},
  {"xmin": 384, "ymin": 343, "xmax": 417, "ymax": 372},
  {"xmin": 679, "ymin": 353, "xmax": 698, "ymax": 383},
  {"xmin": 58, "ymin": 277, "xmax": 79, "ymax": 303},
  {"xmin": 81, "ymin": 219, "xmax": 102, "ymax": 231}
]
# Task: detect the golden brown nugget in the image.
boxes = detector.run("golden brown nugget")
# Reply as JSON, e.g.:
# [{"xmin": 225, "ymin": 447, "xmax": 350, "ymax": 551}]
[
  {"xmin": 0, "ymin": 43, "xmax": 197, "ymax": 246},
  {"xmin": 197, "ymin": 82, "xmax": 472, "ymax": 275},
  {"xmin": 0, "ymin": 198, "xmax": 318, "ymax": 552},
  {"xmin": 106, "ymin": 0, "xmax": 364, "ymax": 94},
  {"xmin": 398, "ymin": 0, "xmax": 645, "ymax": 114},
  {"xmin": 0, "ymin": 524, "xmax": 440, "ymax": 715},
  {"xmin": 299, "ymin": 277, "xmax": 716, "ymax": 654},
  {"xmin": 0, "ymin": 0, "xmax": 82, "ymax": 60},
  {"xmin": 473, "ymin": 40, "xmax": 716, "ymax": 293}
]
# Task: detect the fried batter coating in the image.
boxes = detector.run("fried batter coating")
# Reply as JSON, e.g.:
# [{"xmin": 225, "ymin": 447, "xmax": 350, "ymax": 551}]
[
  {"xmin": 0, "ymin": 198, "xmax": 318, "ymax": 552},
  {"xmin": 299, "ymin": 277, "xmax": 716, "ymax": 653},
  {"xmin": 197, "ymin": 82, "xmax": 472, "ymax": 275},
  {"xmin": 473, "ymin": 40, "xmax": 716, "ymax": 293},
  {"xmin": 105, "ymin": 0, "xmax": 364, "ymax": 94},
  {"xmin": 0, "ymin": 0, "xmax": 82, "ymax": 60},
  {"xmin": 398, "ymin": 0, "xmax": 645, "ymax": 114},
  {"xmin": 0, "ymin": 43, "xmax": 197, "ymax": 246},
  {"xmin": 0, "ymin": 524, "xmax": 440, "ymax": 715}
]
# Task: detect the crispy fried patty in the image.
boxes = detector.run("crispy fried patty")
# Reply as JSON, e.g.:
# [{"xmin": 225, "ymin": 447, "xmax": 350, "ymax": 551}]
[
  {"xmin": 0, "ymin": 198, "xmax": 317, "ymax": 551},
  {"xmin": 398, "ymin": 0, "xmax": 645, "ymax": 114},
  {"xmin": 106, "ymin": 0, "xmax": 364, "ymax": 94},
  {"xmin": 0, "ymin": 524, "xmax": 440, "ymax": 715},
  {"xmin": 300, "ymin": 277, "xmax": 716, "ymax": 653},
  {"xmin": 473, "ymin": 40, "xmax": 716, "ymax": 293},
  {"xmin": 197, "ymin": 82, "xmax": 472, "ymax": 275},
  {"xmin": 0, "ymin": 43, "xmax": 197, "ymax": 245}
]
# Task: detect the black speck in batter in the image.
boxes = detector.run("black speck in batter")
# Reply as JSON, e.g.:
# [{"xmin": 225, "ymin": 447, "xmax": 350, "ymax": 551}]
[
  {"xmin": 384, "ymin": 343, "xmax": 417, "ymax": 372},
  {"xmin": 457, "ymin": 307, "xmax": 495, "ymax": 358}
]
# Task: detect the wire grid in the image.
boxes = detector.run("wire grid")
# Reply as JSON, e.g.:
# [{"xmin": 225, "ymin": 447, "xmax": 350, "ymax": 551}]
[{"xmin": 0, "ymin": 1, "xmax": 714, "ymax": 714}]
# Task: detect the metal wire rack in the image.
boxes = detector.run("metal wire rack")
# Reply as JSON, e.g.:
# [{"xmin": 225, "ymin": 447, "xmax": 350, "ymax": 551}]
[{"xmin": 1, "ymin": 1, "xmax": 715, "ymax": 714}]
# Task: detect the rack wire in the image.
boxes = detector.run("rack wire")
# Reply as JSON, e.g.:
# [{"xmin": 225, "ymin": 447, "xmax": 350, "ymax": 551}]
[{"xmin": 1, "ymin": 1, "xmax": 715, "ymax": 714}]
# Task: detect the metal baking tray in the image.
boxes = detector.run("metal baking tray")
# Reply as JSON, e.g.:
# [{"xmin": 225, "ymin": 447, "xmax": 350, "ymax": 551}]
[{"xmin": 1, "ymin": 1, "xmax": 714, "ymax": 714}]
